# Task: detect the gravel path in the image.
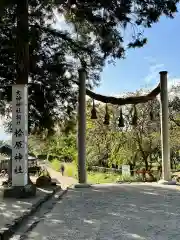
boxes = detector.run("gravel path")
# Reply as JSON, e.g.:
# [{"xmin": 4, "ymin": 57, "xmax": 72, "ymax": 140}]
[{"xmin": 13, "ymin": 184, "xmax": 180, "ymax": 240}]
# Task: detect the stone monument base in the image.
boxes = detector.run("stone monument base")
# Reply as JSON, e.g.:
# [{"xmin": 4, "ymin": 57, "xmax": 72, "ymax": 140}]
[
  {"xmin": 158, "ymin": 179, "xmax": 177, "ymax": 185},
  {"xmin": 74, "ymin": 183, "xmax": 91, "ymax": 188},
  {"xmin": 3, "ymin": 184, "xmax": 36, "ymax": 199}
]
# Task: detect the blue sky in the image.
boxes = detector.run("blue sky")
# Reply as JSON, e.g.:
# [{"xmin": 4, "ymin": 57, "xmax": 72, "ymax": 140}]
[
  {"xmin": 96, "ymin": 11, "xmax": 180, "ymax": 95},
  {"xmin": 1, "ymin": 10, "xmax": 180, "ymax": 141}
]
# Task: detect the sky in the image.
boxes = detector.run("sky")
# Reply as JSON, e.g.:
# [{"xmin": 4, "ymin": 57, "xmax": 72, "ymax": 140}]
[
  {"xmin": 1, "ymin": 8, "xmax": 180, "ymax": 140},
  {"xmin": 96, "ymin": 10, "xmax": 180, "ymax": 96}
]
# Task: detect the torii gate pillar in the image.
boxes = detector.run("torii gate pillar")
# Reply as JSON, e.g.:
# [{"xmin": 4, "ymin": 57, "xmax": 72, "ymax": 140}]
[
  {"xmin": 75, "ymin": 68, "xmax": 91, "ymax": 188},
  {"xmin": 159, "ymin": 71, "xmax": 175, "ymax": 184}
]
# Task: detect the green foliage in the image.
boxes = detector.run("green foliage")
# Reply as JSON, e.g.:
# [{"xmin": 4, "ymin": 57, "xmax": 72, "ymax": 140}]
[
  {"xmin": 116, "ymin": 174, "xmax": 143, "ymax": 183},
  {"xmin": 49, "ymin": 161, "xmax": 142, "ymax": 184},
  {"xmin": 64, "ymin": 163, "xmax": 78, "ymax": 178},
  {"xmin": 30, "ymin": 132, "xmax": 77, "ymax": 162},
  {"xmin": 88, "ymin": 172, "xmax": 119, "ymax": 184},
  {"xmin": 50, "ymin": 161, "xmax": 78, "ymax": 178},
  {"xmin": 30, "ymin": 85, "xmax": 180, "ymax": 181},
  {"xmin": 30, "ymin": 85, "xmax": 180, "ymax": 182},
  {"xmin": 50, "ymin": 160, "xmax": 119, "ymax": 183},
  {"xmin": 0, "ymin": 0, "xmax": 179, "ymax": 133},
  {"xmin": 47, "ymin": 134, "xmax": 77, "ymax": 162},
  {"xmin": 39, "ymin": 169, "xmax": 51, "ymax": 178},
  {"xmin": 86, "ymin": 93, "xmax": 162, "ymax": 172},
  {"xmin": 50, "ymin": 159, "xmax": 61, "ymax": 171},
  {"xmin": 0, "ymin": 1, "xmax": 103, "ymax": 134}
]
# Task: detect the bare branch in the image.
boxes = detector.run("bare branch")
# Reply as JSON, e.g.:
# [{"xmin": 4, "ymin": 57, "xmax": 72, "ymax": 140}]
[{"xmin": 169, "ymin": 115, "xmax": 180, "ymax": 127}]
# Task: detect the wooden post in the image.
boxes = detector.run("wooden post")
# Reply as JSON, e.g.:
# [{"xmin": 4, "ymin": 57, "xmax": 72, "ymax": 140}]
[
  {"xmin": 159, "ymin": 71, "xmax": 173, "ymax": 183},
  {"xmin": 77, "ymin": 69, "xmax": 87, "ymax": 184}
]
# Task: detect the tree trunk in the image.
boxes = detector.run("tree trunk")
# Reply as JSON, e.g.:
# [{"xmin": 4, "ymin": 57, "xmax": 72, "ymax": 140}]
[
  {"xmin": 142, "ymin": 155, "xmax": 149, "ymax": 171},
  {"xmin": 129, "ymin": 162, "xmax": 135, "ymax": 176},
  {"xmin": 141, "ymin": 156, "xmax": 148, "ymax": 181}
]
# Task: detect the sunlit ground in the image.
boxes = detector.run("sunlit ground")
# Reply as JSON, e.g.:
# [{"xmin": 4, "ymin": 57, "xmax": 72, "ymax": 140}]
[{"xmin": 23, "ymin": 184, "xmax": 180, "ymax": 239}]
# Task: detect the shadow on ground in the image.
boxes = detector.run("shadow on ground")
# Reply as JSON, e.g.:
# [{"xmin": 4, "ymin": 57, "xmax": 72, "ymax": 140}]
[
  {"xmin": 0, "ymin": 185, "xmax": 56, "ymax": 233},
  {"xmin": 21, "ymin": 184, "xmax": 180, "ymax": 240}
]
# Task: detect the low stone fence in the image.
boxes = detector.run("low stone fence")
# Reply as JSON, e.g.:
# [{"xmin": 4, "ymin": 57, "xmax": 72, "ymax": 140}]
[
  {"xmin": 88, "ymin": 166, "xmax": 161, "ymax": 179},
  {"xmin": 88, "ymin": 166, "xmax": 122, "ymax": 174}
]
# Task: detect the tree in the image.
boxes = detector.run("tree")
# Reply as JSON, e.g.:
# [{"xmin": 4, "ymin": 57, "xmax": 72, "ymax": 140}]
[
  {"xmin": 0, "ymin": 0, "xmax": 179, "ymax": 133},
  {"xmin": 28, "ymin": 134, "xmax": 47, "ymax": 157},
  {"xmin": 169, "ymin": 85, "xmax": 180, "ymax": 127},
  {"xmin": 83, "ymin": 95, "xmax": 161, "ymax": 180},
  {"xmin": 86, "ymin": 102, "xmax": 113, "ymax": 168},
  {"xmin": 0, "ymin": 1, "xmax": 103, "ymax": 134},
  {"xmin": 105, "ymin": 95, "xmax": 161, "ymax": 176},
  {"xmin": 28, "ymin": 84, "xmax": 180, "ymax": 181},
  {"xmin": 130, "ymin": 101, "xmax": 161, "ymax": 171},
  {"xmin": 29, "ymin": 123, "xmax": 77, "ymax": 163},
  {"xmin": 168, "ymin": 85, "xmax": 180, "ymax": 168}
]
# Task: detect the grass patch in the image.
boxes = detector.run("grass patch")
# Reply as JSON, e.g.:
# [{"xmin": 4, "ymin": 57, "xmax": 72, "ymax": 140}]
[
  {"xmin": 88, "ymin": 171, "xmax": 119, "ymax": 184},
  {"xmin": 50, "ymin": 159, "xmax": 61, "ymax": 171},
  {"xmin": 49, "ymin": 160, "xmax": 141, "ymax": 184},
  {"xmin": 116, "ymin": 174, "xmax": 142, "ymax": 182},
  {"xmin": 50, "ymin": 159, "xmax": 78, "ymax": 178},
  {"xmin": 64, "ymin": 162, "xmax": 78, "ymax": 178}
]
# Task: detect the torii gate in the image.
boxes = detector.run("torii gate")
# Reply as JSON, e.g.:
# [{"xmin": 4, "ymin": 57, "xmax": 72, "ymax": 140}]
[{"xmin": 77, "ymin": 69, "xmax": 173, "ymax": 187}]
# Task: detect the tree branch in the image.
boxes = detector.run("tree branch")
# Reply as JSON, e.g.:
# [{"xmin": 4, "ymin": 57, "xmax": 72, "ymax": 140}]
[
  {"xmin": 169, "ymin": 115, "xmax": 180, "ymax": 127},
  {"xmin": 0, "ymin": 0, "xmax": 13, "ymax": 16},
  {"xmin": 32, "ymin": 24, "xmax": 94, "ymax": 55}
]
